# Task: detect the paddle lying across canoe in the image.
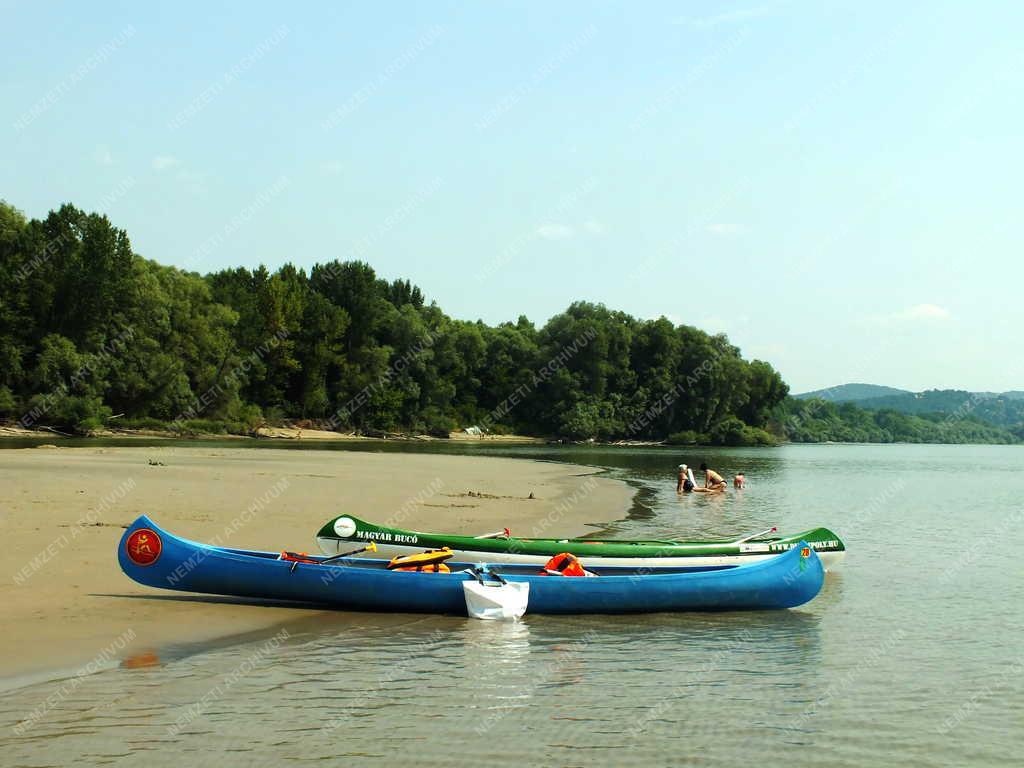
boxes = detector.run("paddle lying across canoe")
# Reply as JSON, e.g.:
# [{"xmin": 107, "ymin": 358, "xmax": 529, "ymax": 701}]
[
  {"xmin": 316, "ymin": 514, "xmax": 847, "ymax": 571},
  {"xmin": 118, "ymin": 515, "xmax": 824, "ymax": 614}
]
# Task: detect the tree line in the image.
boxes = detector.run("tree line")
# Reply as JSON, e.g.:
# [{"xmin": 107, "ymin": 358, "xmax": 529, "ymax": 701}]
[
  {"xmin": 775, "ymin": 398, "xmax": 1022, "ymax": 444},
  {"xmin": 3, "ymin": 200, "xmax": 1016, "ymax": 445},
  {"xmin": 828, "ymin": 388, "xmax": 1024, "ymax": 429},
  {"xmin": 1, "ymin": 201, "xmax": 789, "ymax": 441}
]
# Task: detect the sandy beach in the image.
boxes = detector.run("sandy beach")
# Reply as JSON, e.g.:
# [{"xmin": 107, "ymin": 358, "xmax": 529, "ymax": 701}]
[{"xmin": 0, "ymin": 444, "xmax": 631, "ymax": 681}]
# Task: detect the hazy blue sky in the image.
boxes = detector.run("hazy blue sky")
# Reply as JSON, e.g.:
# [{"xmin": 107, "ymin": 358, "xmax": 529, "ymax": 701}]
[{"xmin": 4, "ymin": 1, "xmax": 1022, "ymax": 393}]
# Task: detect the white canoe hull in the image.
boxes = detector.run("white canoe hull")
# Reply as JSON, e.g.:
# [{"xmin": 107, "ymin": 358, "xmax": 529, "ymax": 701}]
[{"xmin": 316, "ymin": 537, "xmax": 846, "ymax": 572}]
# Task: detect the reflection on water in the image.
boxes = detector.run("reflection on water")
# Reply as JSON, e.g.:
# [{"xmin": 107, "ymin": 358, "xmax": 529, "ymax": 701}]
[
  {"xmin": 1, "ymin": 609, "xmax": 824, "ymax": 766},
  {"xmin": 120, "ymin": 652, "xmax": 161, "ymax": 670},
  {"xmin": 2, "ymin": 443, "xmax": 1023, "ymax": 767}
]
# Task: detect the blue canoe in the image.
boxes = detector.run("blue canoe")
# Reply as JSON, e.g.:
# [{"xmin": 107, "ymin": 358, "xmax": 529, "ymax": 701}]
[{"xmin": 117, "ymin": 515, "xmax": 824, "ymax": 615}]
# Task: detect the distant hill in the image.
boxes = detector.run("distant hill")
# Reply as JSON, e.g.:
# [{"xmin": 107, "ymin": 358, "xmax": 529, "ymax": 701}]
[
  {"xmin": 794, "ymin": 384, "xmax": 1024, "ymax": 430},
  {"xmin": 794, "ymin": 383, "xmax": 910, "ymax": 402}
]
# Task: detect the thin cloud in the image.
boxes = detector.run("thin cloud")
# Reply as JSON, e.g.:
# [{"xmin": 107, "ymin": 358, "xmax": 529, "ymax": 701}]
[
  {"xmin": 909, "ymin": 305, "xmax": 946, "ymax": 319},
  {"xmin": 897, "ymin": 303, "xmax": 951, "ymax": 321},
  {"xmin": 873, "ymin": 303, "xmax": 952, "ymax": 325},
  {"xmin": 701, "ymin": 314, "xmax": 751, "ymax": 333},
  {"xmin": 583, "ymin": 219, "xmax": 606, "ymax": 235}
]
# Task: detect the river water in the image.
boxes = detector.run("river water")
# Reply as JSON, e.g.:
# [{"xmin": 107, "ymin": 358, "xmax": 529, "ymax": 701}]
[{"xmin": 2, "ymin": 442, "xmax": 1022, "ymax": 766}]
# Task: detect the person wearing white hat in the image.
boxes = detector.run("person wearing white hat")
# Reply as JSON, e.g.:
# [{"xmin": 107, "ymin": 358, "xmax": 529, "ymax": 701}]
[{"xmin": 677, "ymin": 463, "xmax": 696, "ymax": 493}]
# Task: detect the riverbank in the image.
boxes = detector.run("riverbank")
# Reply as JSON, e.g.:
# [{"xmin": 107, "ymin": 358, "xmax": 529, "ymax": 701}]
[
  {"xmin": 5, "ymin": 422, "xmax": 1018, "ymax": 447},
  {"xmin": 0, "ymin": 446, "xmax": 632, "ymax": 681},
  {"xmin": 0, "ymin": 423, "xmax": 549, "ymax": 443}
]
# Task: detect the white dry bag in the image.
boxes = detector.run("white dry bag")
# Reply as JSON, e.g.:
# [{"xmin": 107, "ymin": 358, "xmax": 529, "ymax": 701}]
[{"xmin": 462, "ymin": 579, "xmax": 529, "ymax": 620}]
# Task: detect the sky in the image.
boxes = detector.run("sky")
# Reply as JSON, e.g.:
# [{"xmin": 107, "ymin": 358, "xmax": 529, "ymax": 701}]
[{"xmin": 3, "ymin": 1, "xmax": 1022, "ymax": 393}]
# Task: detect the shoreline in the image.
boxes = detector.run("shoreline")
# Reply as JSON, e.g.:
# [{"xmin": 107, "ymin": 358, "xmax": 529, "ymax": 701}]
[
  {"xmin": 0, "ymin": 424, "xmax": 549, "ymax": 444},
  {"xmin": 5, "ymin": 425, "xmax": 1017, "ymax": 448},
  {"xmin": 0, "ymin": 445, "xmax": 633, "ymax": 682}
]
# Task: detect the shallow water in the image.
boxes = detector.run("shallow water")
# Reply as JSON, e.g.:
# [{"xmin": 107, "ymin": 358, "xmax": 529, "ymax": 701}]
[{"xmin": 3, "ymin": 443, "xmax": 1022, "ymax": 766}]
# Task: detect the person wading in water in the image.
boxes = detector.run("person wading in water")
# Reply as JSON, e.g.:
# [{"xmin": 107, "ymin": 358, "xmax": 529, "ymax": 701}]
[
  {"xmin": 700, "ymin": 463, "xmax": 727, "ymax": 492},
  {"xmin": 677, "ymin": 464, "xmax": 696, "ymax": 493}
]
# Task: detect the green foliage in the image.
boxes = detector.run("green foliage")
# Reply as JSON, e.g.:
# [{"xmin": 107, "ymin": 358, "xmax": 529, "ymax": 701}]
[
  {"xmin": 25, "ymin": 393, "xmax": 112, "ymax": 434},
  {"xmin": 705, "ymin": 416, "xmax": 778, "ymax": 446},
  {"xmin": 76, "ymin": 416, "xmax": 108, "ymax": 435},
  {"xmin": 9, "ymin": 199, "xmax": 1008, "ymax": 445},
  {"xmin": 172, "ymin": 419, "xmax": 231, "ymax": 435},
  {"xmin": 794, "ymin": 383, "xmax": 909, "ymax": 401},
  {"xmin": 832, "ymin": 388, "xmax": 1024, "ymax": 430},
  {"xmin": 0, "ymin": 386, "xmax": 15, "ymax": 416},
  {"xmin": 775, "ymin": 398, "xmax": 1019, "ymax": 444},
  {"xmin": 740, "ymin": 426, "xmax": 778, "ymax": 446},
  {"xmin": 708, "ymin": 416, "xmax": 747, "ymax": 446},
  {"xmin": 117, "ymin": 416, "xmax": 167, "ymax": 430}
]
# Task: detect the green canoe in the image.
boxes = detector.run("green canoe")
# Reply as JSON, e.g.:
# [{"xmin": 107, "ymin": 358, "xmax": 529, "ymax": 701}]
[{"xmin": 316, "ymin": 514, "xmax": 846, "ymax": 571}]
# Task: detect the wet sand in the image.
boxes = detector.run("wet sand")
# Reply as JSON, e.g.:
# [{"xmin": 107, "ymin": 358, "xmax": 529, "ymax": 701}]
[{"xmin": 0, "ymin": 445, "xmax": 632, "ymax": 681}]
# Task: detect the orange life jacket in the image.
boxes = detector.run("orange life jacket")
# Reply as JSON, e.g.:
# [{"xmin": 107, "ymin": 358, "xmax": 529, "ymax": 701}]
[
  {"xmin": 387, "ymin": 548, "xmax": 454, "ymax": 573},
  {"xmin": 542, "ymin": 552, "xmax": 587, "ymax": 576},
  {"xmin": 279, "ymin": 551, "xmax": 320, "ymax": 564}
]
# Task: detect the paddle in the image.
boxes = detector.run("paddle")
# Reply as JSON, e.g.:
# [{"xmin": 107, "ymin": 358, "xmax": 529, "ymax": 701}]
[
  {"xmin": 300, "ymin": 540, "xmax": 378, "ymax": 572},
  {"xmin": 474, "ymin": 527, "xmax": 511, "ymax": 540},
  {"xmin": 732, "ymin": 526, "xmax": 777, "ymax": 545}
]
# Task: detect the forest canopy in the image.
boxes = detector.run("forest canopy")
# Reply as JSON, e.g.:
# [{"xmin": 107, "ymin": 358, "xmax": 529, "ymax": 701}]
[
  {"xmin": 0, "ymin": 201, "xmax": 790, "ymax": 441},
  {"xmin": 1, "ymin": 200, "xmax": 1017, "ymax": 445}
]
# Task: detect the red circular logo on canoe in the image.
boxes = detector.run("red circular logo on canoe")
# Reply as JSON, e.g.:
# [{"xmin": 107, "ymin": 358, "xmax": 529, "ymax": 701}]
[{"xmin": 125, "ymin": 529, "xmax": 162, "ymax": 566}]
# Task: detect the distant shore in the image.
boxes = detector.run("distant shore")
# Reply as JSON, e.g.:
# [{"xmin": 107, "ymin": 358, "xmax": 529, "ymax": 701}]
[{"xmin": 0, "ymin": 445, "xmax": 632, "ymax": 681}]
